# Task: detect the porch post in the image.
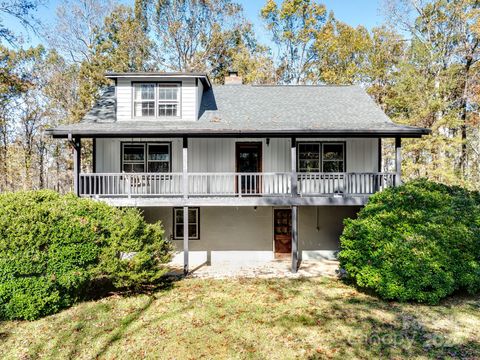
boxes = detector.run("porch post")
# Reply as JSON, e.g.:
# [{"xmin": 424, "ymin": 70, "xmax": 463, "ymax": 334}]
[
  {"xmin": 183, "ymin": 138, "xmax": 189, "ymax": 275},
  {"xmin": 92, "ymin": 138, "xmax": 96, "ymax": 173},
  {"xmin": 183, "ymin": 137, "xmax": 188, "ymax": 199},
  {"xmin": 395, "ymin": 137, "xmax": 402, "ymax": 186},
  {"xmin": 183, "ymin": 206, "xmax": 189, "ymax": 275},
  {"xmin": 291, "ymin": 205, "xmax": 298, "ymax": 273},
  {"xmin": 72, "ymin": 136, "xmax": 81, "ymax": 196},
  {"xmin": 291, "ymin": 137, "xmax": 299, "ymax": 273},
  {"xmin": 291, "ymin": 137, "xmax": 297, "ymax": 196}
]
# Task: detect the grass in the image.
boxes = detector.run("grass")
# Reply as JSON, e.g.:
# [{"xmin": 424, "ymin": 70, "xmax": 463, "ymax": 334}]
[{"xmin": 0, "ymin": 277, "xmax": 479, "ymax": 359}]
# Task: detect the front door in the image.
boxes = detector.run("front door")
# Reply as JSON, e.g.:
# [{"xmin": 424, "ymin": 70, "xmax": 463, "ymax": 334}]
[
  {"xmin": 274, "ymin": 209, "xmax": 292, "ymax": 257},
  {"xmin": 236, "ymin": 142, "xmax": 262, "ymax": 194}
]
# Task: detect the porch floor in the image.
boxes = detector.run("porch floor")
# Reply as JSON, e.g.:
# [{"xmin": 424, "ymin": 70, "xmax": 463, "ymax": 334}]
[{"xmin": 167, "ymin": 259, "xmax": 340, "ymax": 279}]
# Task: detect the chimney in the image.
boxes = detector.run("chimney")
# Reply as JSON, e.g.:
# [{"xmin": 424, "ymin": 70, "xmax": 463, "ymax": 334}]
[{"xmin": 224, "ymin": 70, "xmax": 243, "ymax": 85}]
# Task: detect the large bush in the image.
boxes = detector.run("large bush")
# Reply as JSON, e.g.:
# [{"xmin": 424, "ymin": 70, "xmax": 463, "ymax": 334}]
[
  {"xmin": 339, "ymin": 179, "xmax": 480, "ymax": 304},
  {"xmin": 0, "ymin": 190, "xmax": 171, "ymax": 320}
]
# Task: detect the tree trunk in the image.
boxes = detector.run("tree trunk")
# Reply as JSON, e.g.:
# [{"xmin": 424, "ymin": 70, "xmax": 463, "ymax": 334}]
[{"xmin": 459, "ymin": 57, "xmax": 473, "ymax": 178}]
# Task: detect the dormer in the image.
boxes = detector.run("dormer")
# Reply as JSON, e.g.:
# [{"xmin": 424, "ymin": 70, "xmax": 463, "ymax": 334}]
[{"xmin": 105, "ymin": 72, "xmax": 211, "ymax": 122}]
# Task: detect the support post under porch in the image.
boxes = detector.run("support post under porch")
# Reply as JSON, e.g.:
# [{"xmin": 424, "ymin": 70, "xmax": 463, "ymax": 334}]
[
  {"xmin": 395, "ymin": 137, "xmax": 402, "ymax": 186},
  {"xmin": 183, "ymin": 137, "xmax": 189, "ymax": 275},
  {"xmin": 183, "ymin": 205, "xmax": 189, "ymax": 276},
  {"xmin": 291, "ymin": 205, "xmax": 298, "ymax": 273},
  {"xmin": 291, "ymin": 137, "xmax": 299, "ymax": 273},
  {"xmin": 69, "ymin": 134, "xmax": 81, "ymax": 196}
]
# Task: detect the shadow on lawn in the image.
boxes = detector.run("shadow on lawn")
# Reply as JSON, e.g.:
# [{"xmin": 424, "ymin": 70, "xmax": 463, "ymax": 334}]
[
  {"xmin": 267, "ymin": 279, "xmax": 480, "ymax": 359},
  {"xmin": 19, "ymin": 276, "xmax": 480, "ymax": 359},
  {"xmin": 26, "ymin": 275, "xmax": 179, "ymax": 359},
  {"xmin": 93, "ymin": 295, "xmax": 155, "ymax": 359}
]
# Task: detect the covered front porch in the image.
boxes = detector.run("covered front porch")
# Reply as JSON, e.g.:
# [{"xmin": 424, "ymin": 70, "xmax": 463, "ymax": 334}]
[{"xmin": 66, "ymin": 135, "xmax": 406, "ymax": 275}]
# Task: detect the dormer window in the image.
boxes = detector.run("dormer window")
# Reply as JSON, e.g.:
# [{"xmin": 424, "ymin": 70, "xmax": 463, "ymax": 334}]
[{"xmin": 133, "ymin": 83, "xmax": 181, "ymax": 118}]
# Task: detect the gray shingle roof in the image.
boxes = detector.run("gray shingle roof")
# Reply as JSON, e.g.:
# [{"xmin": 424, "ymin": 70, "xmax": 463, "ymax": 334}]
[{"xmin": 47, "ymin": 84, "xmax": 430, "ymax": 138}]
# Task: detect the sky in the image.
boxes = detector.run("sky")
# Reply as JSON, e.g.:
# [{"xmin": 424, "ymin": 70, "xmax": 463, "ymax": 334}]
[{"xmin": 3, "ymin": 0, "xmax": 386, "ymax": 48}]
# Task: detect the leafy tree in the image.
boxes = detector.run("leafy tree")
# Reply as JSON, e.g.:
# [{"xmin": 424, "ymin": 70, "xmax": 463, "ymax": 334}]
[
  {"xmin": 383, "ymin": 0, "xmax": 480, "ymax": 188},
  {"xmin": 46, "ymin": 0, "xmax": 116, "ymax": 64},
  {"xmin": 0, "ymin": 45, "xmax": 41, "ymax": 191},
  {"xmin": 76, "ymin": 4, "xmax": 153, "ymax": 120},
  {"xmin": 208, "ymin": 24, "xmax": 276, "ymax": 84},
  {"xmin": 147, "ymin": 0, "xmax": 252, "ymax": 78},
  {"xmin": 313, "ymin": 13, "xmax": 371, "ymax": 85},
  {"xmin": 0, "ymin": 0, "xmax": 41, "ymax": 45},
  {"xmin": 261, "ymin": 0, "xmax": 327, "ymax": 84}
]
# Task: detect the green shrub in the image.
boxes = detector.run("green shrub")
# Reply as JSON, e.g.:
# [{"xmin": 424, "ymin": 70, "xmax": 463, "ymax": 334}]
[
  {"xmin": 339, "ymin": 179, "xmax": 480, "ymax": 304},
  {"xmin": 0, "ymin": 190, "xmax": 171, "ymax": 320}
]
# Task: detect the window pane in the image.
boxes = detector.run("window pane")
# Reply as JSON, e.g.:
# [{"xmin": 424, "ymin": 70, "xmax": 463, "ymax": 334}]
[
  {"xmin": 159, "ymin": 86, "xmax": 178, "ymax": 101},
  {"xmin": 299, "ymin": 144, "xmax": 320, "ymax": 159},
  {"xmin": 123, "ymin": 163, "xmax": 145, "ymax": 173},
  {"xmin": 299, "ymin": 159, "xmax": 320, "ymax": 172},
  {"xmin": 188, "ymin": 209, "xmax": 197, "ymax": 223},
  {"xmin": 124, "ymin": 145, "xmax": 144, "ymax": 161},
  {"xmin": 158, "ymin": 104, "xmax": 177, "ymax": 117},
  {"xmin": 148, "ymin": 145, "xmax": 170, "ymax": 161},
  {"xmin": 175, "ymin": 210, "xmax": 183, "ymax": 224},
  {"xmin": 298, "ymin": 143, "xmax": 320, "ymax": 172},
  {"xmin": 323, "ymin": 161, "xmax": 343, "ymax": 172},
  {"xmin": 147, "ymin": 162, "xmax": 169, "ymax": 172},
  {"xmin": 176, "ymin": 225, "xmax": 183, "ymax": 238},
  {"xmin": 134, "ymin": 101, "xmax": 155, "ymax": 117},
  {"xmin": 188, "ymin": 224, "xmax": 197, "ymax": 238},
  {"xmin": 135, "ymin": 84, "xmax": 155, "ymax": 100},
  {"xmin": 323, "ymin": 144, "xmax": 344, "ymax": 161}
]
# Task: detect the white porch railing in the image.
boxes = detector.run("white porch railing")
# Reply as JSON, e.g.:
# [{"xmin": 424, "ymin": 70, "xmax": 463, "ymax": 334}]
[
  {"xmin": 79, "ymin": 173, "xmax": 183, "ymax": 197},
  {"xmin": 79, "ymin": 172, "xmax": 396, "ymax": 198},
  {"xmin": 297, "ymin": 172, "xmax": 396, "ymax": 196}
]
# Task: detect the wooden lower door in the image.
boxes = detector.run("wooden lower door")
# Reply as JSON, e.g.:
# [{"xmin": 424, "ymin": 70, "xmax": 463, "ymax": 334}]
[{"xmin": 274, "ymin": 209, "xmax": 292, "ymax": 258}]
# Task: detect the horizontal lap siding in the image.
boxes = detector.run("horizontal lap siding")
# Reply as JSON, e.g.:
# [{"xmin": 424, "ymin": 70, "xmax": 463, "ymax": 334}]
[
  {"xmin": 116, "ymin": 79, "xmax": 131, "ymax": 121},
  {"xmin": 116, "ymin": 77, "xmax": 197, "ymax": 121}
]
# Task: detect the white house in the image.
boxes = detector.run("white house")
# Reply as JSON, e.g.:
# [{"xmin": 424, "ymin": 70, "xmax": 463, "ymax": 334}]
[{"xmin": 47, "ymin": 71, "xmax": 430, "ymax": 274}]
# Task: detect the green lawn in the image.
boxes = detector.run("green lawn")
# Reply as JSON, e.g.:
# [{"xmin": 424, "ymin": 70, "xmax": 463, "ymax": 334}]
[{"xmin": 0, "ymin": 277, "xmax": 479, "ymax": 359}]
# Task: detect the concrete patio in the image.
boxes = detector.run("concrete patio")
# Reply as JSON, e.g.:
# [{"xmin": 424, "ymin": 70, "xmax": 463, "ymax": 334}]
[{"xmin": 168, "ymin": 258, "xmax": 340, "ymax": 279}]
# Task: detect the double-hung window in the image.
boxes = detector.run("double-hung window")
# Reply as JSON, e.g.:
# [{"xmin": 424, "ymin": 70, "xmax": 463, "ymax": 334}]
[
  {"xmin": 298, "ymin": 143, "xmax": 321, "ymax": 172},
  {"xmin": 122, "ymin": 143, "xmax": 171, "ymax": 173},
  {"xmin": 322, "ymin": 143, "xmax": 345, "ymax": 172},
  {"xmin": 298, "ymin": 142, "xmax": 345, "ymax": 172},
  {"xmin": 158, "ymin": 84, "xmax": 180, "ymax": 117},
  {"xmin": 173, "ymin": 208, "xmax": 200, "ymax": 240},
  {"xmin": 133, "ymin": 84, "xmax": 155, "ymax": 117},
  {"xmin": 133, "ymin": 83, "xmax": 181, "ymax": 118}
]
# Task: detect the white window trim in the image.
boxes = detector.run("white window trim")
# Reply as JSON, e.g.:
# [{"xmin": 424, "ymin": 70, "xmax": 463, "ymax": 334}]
[
  {"xmin": 173, "ymin": 208, "xmax": 200, "ymax": 240},
  {"xmin": 132, "ymin": 82, "xmax": 182, "ymax": 120},
  {"xmin": 133, "ymin": 84, "xmax": 156, "ymax": 118},
  {"xmin": 122, "ymin": 142, "xmax": 171, "ymax": 173},
  {"xmin": 297, "ymin": 142, "xmax": 346, "ymax": 173},
  {"xmin": 122, "ymin": 143, "xmax": 146, "ymax": 173},
  {"xmin": 321, "ymin": 143, "xmax": 345, "ymax": 172}
]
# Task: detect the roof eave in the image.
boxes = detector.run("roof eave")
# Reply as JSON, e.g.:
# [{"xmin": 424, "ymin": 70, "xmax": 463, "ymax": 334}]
[
  {"xmin": 104, "ymin": 72, "xmax": 212, "ymax": 89},
  {"xmin": 46, "ymin": 127, "xmax": 431, "ymax": 139}
]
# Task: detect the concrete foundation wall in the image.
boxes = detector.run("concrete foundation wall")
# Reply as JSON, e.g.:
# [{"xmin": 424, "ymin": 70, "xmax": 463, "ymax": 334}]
[{"xmin": 141, "ymin": 206, "xmax": 360, "ymax": 265}]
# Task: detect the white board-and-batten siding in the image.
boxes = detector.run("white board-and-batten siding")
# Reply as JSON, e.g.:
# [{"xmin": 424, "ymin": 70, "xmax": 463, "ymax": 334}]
[
  {"xmin": 116, "ymin": 77, "xmax": 198, "ymax": 122},
  {"xmin": 95, "ymin": 138, "xmax": 379, "ymax": 173}
]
